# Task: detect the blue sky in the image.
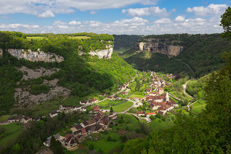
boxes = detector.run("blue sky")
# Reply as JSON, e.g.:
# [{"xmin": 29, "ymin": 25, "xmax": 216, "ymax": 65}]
[{"xmin": 0, "ymin": 0, "xmax": 229, "ymax": 34}]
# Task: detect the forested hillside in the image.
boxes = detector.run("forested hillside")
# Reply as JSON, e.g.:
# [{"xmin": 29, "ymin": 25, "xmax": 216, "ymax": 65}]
[
  {"xmin": 122, "ymin": 34, "xmax": 231, "ymax": 77},
  {"xmin": 113, "ymin": 35, "xmax": 141, "ymax": 51},
  {"xmin": 0, "ymin": 32, "xmax": 136, "ymax": 115}
]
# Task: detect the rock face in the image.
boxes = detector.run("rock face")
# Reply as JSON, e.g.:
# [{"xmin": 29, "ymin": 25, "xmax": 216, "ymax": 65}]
[
  {"xmin": 14, "ymin": 66, "xmax": 70, "ymax": 105},
  {"xmin": 135, "ymin": 38, "xmax": 183, "ymax": 57},
  {"xmin": 18, "ymin": 66, "xmax": 60, "ymax": 80},
  {"xmin": 15, "ymin": 82, "xmax": 70, "ymax": 105},
  {"xmin": 6, "ymin": 49, "xmax": 64, "ymax": 62},
  {"xmin": 79, "ymin": 45, "xmax": 114, "ymax": 59}
]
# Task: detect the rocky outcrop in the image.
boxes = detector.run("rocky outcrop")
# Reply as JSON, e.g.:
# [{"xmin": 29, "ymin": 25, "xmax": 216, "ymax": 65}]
[
  {"xmin": 15, "ymin": 66, "xmax": 70, "ymax": 105},
  {"xmin": 79, "ymin": 45, "xmax": 114, "ymax": 59},
  {"xmin": 135, "ymin": 38, "xmax": 183, "ymax": 57},
  {"xmin": 18, "ymin": 66, "xmax": 59, "ymax": 80},
  {"xmin": 6, "ymin": 48, "xmax": 64, "ymax": 62},
  {"xmin": 0, "ymin": 48, "xmax": 2, "ymax": 58},
  {"xmin": 15, "ymin": 83, "xmax": 70, "ymax": 105}
]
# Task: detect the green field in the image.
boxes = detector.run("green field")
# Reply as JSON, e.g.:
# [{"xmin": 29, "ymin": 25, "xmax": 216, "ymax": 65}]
[
  {"xmin": 82, "ymin": 133, "xmax": 122, "ymax": 153},
  {"xmin": 170, "ymin": 96, "xmax": 179, "ymax": 104},
  {"xmin": 27, "ymin": 37, "xmax": 47, "ymax": 40},
  {"xmin": 129, "ymin": 94, "xmax": 144, "ymax": 98},
  {"xmin": 148, "ymin": 118, "xmax": 174, "ymax": 131},
  {"xmin": 68, "ymin": 36, "xmax": 91, "ymax": 39},
  {"xmin": 0, "ymin": 123, "xmax": 23, "ymax": 149},
  {"xmin": 96, "ymin": 100, "xmax": 125, "ymax": 108},
  {"xmin": 104, "ymin": 101, "xmax": 133, "ymax": 112},
  {"xmin": 192, "ymin": 99, "xmax": 206, "ymax": 113}
]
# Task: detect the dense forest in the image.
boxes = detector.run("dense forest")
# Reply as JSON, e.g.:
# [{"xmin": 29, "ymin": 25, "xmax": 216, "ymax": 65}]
[
  {"xmin": 0, "ymin": 32, "xmax": 136, "ymax": 115},
  {"xmin": 121, "ymin": 33, "xmax": 231, "ymax": 77}
]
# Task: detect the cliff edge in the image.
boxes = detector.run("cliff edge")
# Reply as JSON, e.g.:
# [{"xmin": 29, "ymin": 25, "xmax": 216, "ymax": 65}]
[{"xmin": 135, "ymin": 38, "xmax": 183, "ymax": 57}]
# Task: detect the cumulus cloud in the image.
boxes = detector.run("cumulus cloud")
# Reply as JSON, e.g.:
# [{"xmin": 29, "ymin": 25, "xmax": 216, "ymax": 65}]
[
  {"xmin": 186, "ymin": 4, "xmax": 228, "ymax": 16},
  {"xmin": 0, "ymin": 16, "xmax": 223, "ymax": 35},
  {"xmin": 175, "ymin": 16, "xmax": 185, "ymax": 22},
  {"xmin": 69, "ymin": 21, "xmax": 82, "ymax": 25},
  {"xmin": 0, "ymin": 0, "xmax": 159, "ymax": 17},
  {"xmin": 122, "ymin": 6, "xmax": 171, "ymax": 17},
  {"xmin": 37, "ymin": 10, "xmax": 55, "ymax": 18},
  {"xmin": 155, "ymin": 18, "xmax": 171, "ymax": 24}
]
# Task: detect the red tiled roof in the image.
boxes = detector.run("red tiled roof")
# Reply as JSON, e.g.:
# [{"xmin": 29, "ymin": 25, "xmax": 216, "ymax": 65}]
[
  {"xmin": 138, "ymin": 111, "xmax": 145, "ymax": 114},
  {"xmin": 93, "ymin": 105, "xmax": 100, "ymax": 111},
  {"xmin": 146, "ymin": 112, "xmax": 156, "ymax": 115},
  {"xmin": 65, "ymin": 134, "xmax": 71, "ymax": 140},
  {"xmin": 81, "ymin": 128, "xmax": 87, "ymax": 134}
]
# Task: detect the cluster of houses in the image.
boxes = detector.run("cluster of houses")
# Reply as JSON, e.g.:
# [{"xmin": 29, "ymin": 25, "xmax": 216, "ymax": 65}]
[
  {"xmin": 79, "ymin": 98, "xmax": 99, "ymax": 106},
  {"xmin": 49, "ymin": 104, "xmax": 87, "ymax": 118},
  {"xmin": 44, "ymin": 106, "xmax": 117, "ymax": 150},
  {"xmin": 144, "ymin": 74, "xmax": 179, "ymax": 115},
  {"xmin": 8, "ymin": 116, "xmax": 41, "ymax": 124},
  {"xmin": 135, "ymin": 72, "xmax": 179, "ymax": 117}
]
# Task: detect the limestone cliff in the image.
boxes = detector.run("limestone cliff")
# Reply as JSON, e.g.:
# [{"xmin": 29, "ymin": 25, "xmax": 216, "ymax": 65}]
[
  {"xmin": 135, "ymin": 38, "xmax": 183, "ymax": 57},
  {"xmin": 79, "ymin": 45, "xmax": 114, "ymax": 59},
  {"xmin": 5, "ymin": 49, "xmax": 64, "ymax": 62}
]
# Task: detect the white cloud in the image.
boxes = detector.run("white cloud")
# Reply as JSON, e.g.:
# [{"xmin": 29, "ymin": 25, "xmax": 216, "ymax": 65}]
[
  {"xmin": 155, "ymin": 18, "xmax": 171, "ymax": 24},
  {"xmin": 37, "ymin": 10, "xmax": 55, "ymax": 18},
  {"xmin": 69, "ymin": 21, "xmax": 81, "ymax": 25},
  {"xmin": 0, "ymin": 0, "xmax": 159, "ymax": 17},
  {"xmin": 122, "ymin": 6, "xmax": 170, "ymax": 17},
  {"xmin": 175, "ymin": 16, "xmax": 185, "ymax": 22},
  {"xmin": 0, "ymin": 16, "xmax": 223, "ymax": 35},
  {"xmin": 186, "ymin": 4, "xmax": 228, "ymax": 16}
]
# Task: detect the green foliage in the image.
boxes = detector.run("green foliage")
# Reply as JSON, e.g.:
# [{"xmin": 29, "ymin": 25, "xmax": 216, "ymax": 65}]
[
  {"xmin": 220, "ymin": 7, "xmax": 231, "ymax": 39},
  {"xmin": 186, "ymin": 74, "xmax": 210, "ymax": 99},
  {"xmin": 0, "ymin": 65, "xmax": 22, "ymax": 115},
  {"xmin": 30, "ymin": 84, "xmax": 50, "ymax": 95},
  {"xmin": 110, "ymin": 106, "xmax": 113, "ymax": 113},
  {"xmin": 89, "ymin": 143, "xmax": 95, "ymax": 150},
  {"xmin": 50, "ymin": 136, "xmax": 65, "ymax": 154}
]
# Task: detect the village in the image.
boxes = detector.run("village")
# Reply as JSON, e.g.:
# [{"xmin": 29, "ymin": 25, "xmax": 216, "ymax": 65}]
[{"xmin": 4, "ymin": 71, "xmax": 181, "ymax": 151}]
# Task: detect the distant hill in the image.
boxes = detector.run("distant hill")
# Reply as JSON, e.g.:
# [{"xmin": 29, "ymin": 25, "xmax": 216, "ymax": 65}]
[
  {"xmin": 113, "ymin": 35, "xmax": 141, "ymax": 51},
  {"xmin": 122, "ymin": 33, "xmax": 231, "ymax": 77}
]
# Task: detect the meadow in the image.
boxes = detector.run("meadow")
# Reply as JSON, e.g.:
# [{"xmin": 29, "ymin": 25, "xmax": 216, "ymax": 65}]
[{"xmin": 0, "ymin": 123, "xmax": 23, "ymax": 149}]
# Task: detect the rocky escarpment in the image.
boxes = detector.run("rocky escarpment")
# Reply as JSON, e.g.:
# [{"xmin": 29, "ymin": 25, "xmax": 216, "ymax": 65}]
[
  {"xmin": 15, "ymin": 79, "xmax": 70, "ymax": 105},
  {"xmin": 135, "ymin": 38, "xmax": 183, "ymax": 57},
  {"xmin": 18, "ymin": 66, "xmax": 60, "ymax": 80},
  {"xmin": 3, "ymin": 48, "xmax": 64, "ymax": 62},
  {"xmin": 15, "ymin": 66, "xmax": 70, "ymax": 105},
  {"xmin": 79, "ymin": 45, "xmax": 114, "ymax": 59}
]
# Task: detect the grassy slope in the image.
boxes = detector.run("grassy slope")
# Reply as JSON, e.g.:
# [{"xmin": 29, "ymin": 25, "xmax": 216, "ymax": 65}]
[
  {"xmin": 0, "ymin": 123, "xmax": 23, "ymax": 149},
  {"xmin": 104, "ymin": 101, "xmax": 133, "ymax": 112},
  {"xmin": 148, "ymin": 119, "xmax": 174, "ymax": 131}
]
